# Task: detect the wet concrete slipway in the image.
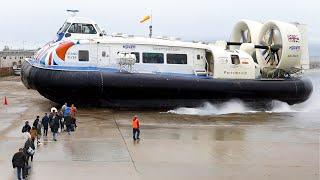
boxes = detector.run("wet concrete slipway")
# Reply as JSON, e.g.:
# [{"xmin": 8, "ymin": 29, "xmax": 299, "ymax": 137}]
[{"xmin": 0, "ymin": 73, "xmax": 319, "ymax": 180}]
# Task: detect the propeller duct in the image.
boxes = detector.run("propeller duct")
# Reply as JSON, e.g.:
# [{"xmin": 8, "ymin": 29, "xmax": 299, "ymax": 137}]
[
  {"xmin": 230, "ymin": 20, "xmax": 263, "ymax": 63},
  {"xmin": 256, "ymin": 21, "xmax": 302, "ymax": 71}
]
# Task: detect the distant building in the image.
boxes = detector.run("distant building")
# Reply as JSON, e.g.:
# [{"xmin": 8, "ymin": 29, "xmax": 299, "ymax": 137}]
[
  {"xmin": 0, "ymin": 46, "xmax": 36, "ymax": 68},
  {"xmin": 310, "ymin": 56, "xmax": 320, "ymax": 69}
]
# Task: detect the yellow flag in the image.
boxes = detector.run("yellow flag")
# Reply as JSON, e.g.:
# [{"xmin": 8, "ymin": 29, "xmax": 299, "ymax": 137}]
[{"xmin": 140, "ymin": 15, "xmax": 151, "ymax": 23}]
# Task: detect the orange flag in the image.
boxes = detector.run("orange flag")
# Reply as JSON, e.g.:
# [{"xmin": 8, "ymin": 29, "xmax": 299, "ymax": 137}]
[{"xmin": 140, "ymin": 15, "xmax": 151, "ymax": 23}]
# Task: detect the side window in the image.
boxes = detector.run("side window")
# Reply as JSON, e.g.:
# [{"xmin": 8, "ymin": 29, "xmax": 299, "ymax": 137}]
[
  {"xmin": 142, "ymin": 53, "xmax": 164, "ymax": 64},
  {"xmin": 79, "ymin": 50, "xmax": 89, "ymax": 61},
  {"xmin": 167, "ymin": 54, "xmax": 187, "ymax": 64},
  {"xmin": 231, "ymin": 55, "xmax": 240, "ymax": 65},
  {"xmin": 131, "ymin": 52, "xmax": 140, "ymax": 63},
  {"xmin": 102, "ymin": 51, "xmax": 106, "ymax": 57}
]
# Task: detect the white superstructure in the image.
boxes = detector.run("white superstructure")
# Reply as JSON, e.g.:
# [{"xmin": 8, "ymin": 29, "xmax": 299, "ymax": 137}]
[{"xmin": 34, "ymin": 15, "xmax": 308, "ymax": 80}]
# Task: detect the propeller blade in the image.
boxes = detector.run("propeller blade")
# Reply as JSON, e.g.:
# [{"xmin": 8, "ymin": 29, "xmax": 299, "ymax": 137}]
[
  {"xmin": 271, "ymin": 44, "xmax": 282, "ymax": 52},
  {"xmin": 275, "ymin": 51, "xmax": 280, "ymax": 65},
  {"xmin": 268, "ymin": 29, "xmax": 274, "ymax": 44},
  {"xmin": 265, "ymin": 53, "xmax": 270, "ymax": 62},
  {"xmin": 266, "ymin": 55, "xmax": 271, "ymax": 64},
  {"xmin": 262, "ymin": 49, "xmax": 268, "ymax": 55}
]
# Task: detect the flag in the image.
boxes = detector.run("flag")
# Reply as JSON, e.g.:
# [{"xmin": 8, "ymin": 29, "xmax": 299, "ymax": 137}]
[{"xmin": 140, "ymin": 15, "xmax": 151, "ymax": 23}]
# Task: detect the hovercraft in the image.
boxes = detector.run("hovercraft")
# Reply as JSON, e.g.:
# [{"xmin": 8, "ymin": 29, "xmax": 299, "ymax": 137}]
[{"xmin": 21, "ymin": 13, "xmax": 312, "ymax": 108}]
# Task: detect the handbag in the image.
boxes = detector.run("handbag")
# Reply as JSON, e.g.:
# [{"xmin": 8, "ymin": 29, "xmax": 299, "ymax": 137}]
[{"xmin": 27, "ymin": 147, "xmax": 35, "ymax": 156}]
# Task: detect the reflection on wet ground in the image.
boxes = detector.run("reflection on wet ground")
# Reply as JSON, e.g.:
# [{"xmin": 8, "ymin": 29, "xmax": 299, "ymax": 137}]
[{"xmin": 0, "ymin": 76, "xmax": 319, "ymax": 180}]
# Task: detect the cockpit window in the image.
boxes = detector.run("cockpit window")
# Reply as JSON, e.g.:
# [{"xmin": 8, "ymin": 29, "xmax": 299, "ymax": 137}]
[
  {"xmin": 68, "ymin": 23, "xmax": 97, "ymax": 34},
  {"xmin": 57, "ymin": 22, "xmax": 71, "ymax": 34}
]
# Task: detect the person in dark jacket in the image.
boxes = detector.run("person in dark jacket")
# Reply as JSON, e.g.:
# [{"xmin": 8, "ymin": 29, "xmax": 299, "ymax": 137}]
[
  {"xmin": 33, "ymin": 116, "xmax": 40, "ymax": 129},
  {"xmin": 23, "ymin": 137, "xmax": 35, "ymax": 164},
  {"xmin": 21, "ymin": 121, "xmax": 31, "ymax": 133},
  {"xmin": 50, "ymin": 113, "xmax": 60, "ymax": 141},
  {"xmin": 42, "ymin": 113, "xmax": 49, "ymax": 136},
  {"xmin": 58, "ymin": 111, "xmax": 64, "ymax": 132},
  {"xmin": 65, "ymin": 116, "xmax": 72, "ymax": 135},
  {"xmin": 12, "ymin": 148, "xmax": 26, "ymax": 180}
]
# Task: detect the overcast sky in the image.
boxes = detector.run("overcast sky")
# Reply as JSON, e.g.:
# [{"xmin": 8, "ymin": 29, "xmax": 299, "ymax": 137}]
[{"xmin": 0, "ymin": 0, "xmax": 319, "ymax": 54}]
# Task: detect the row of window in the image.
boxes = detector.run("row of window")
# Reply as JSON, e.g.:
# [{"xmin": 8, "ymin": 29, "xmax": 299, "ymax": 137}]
[
  {"xmin": 79, "ymin": 50, "xmax": 189, "ymax": 65},
  {"xmin": 130, "ymin": 52, "xmax": 188, "ymax": 64}
]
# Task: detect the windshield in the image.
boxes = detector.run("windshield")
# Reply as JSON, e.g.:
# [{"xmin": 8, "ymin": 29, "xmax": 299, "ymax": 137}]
[
  {"xmin": 57, "ymin": 22, "xmax": 71, "ymax": 34},
  {"xmin": 68, "ymin": 23, "xmax": 97, "ymax": 34}
]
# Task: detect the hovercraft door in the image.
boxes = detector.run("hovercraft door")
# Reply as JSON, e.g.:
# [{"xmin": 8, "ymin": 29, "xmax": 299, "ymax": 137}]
[{"xmin": 98, "ymin": 46, "xmax": 110, "ymax": 67}]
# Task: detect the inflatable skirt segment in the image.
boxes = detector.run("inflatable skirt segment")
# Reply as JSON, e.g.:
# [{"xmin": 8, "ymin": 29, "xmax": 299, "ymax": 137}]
[{"xmin": 21, "ymin": 61, "xmax": 313, "ymax": 108}]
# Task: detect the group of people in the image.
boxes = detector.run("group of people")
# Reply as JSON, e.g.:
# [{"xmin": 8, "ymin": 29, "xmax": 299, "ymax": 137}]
[
  {"xmin": 12, "ymin": 103, "xmax": 77, "ymax": 180},
  {"xmin": 11, "ymin": 105, "xmax": 143, "ymax": 180}
]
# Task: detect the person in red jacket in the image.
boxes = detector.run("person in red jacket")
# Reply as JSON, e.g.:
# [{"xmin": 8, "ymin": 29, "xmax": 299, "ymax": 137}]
[{"xmin": 132, "ymin": 115, "xmax": 140, "ymax": 141}]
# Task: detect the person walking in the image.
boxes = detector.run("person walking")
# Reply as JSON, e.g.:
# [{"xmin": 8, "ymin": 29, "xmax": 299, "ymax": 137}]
[
  {"xmin": 65, "ymin": 115, "xmax": 72, "ymax": 135},
  {"xmin": 50, "ymin": 112, "xmax": 60, "ymax": 141},
  {"xmin": 36, "ymin": 118, "xmax": 42, "ymax": 139},
  {"xmin": 58, "ymin": 111, "xmax": 65, "ymax": 132},
  {"xmin": 23, "ymin": 136, "xmax": 35, "ymax": 163},
  {"xmin": 42, "ymin": 113, "xmax": 49, "ymax": 136},
  {"xmin": 21, "ymin": 121, "xmax": 31, "ymax": 133},
  {"xmin": 70, "ymin": 104, "xmax": 77, "ymax": 131},
  {"xmin": 33, "ymin": 116, "xmax": 40, "ymax": 129},
  {"xmin": 64, "ymin": 105, "xmax": 72, "ymax": 135},
  {"xmin": 132, "ymin": 115, "xmax": 140, "ymax": 141},
  {"xmin": 30, "ymin": 126, "xmax": 38, "ymax": 145},
  {"xmin": 61, "ymin": 102, "xmax": 67, "ymax": 114},
  {"xmin": 70, "ymin": 104, "xmax": 77, "ymax": 118},
  {"xmin": 12, "ymin": 148, "xmax": 27, "ymax": 180}
]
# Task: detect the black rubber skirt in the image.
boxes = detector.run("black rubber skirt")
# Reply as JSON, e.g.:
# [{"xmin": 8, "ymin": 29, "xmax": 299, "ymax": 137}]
[{"xmin": 21, "ymin": 61, "xmax": 313, "ymax": 108}]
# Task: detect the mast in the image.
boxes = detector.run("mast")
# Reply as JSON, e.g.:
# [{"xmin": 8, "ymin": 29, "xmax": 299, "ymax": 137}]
[{"xmin": 149, "ymin": 10, "xmax": 153, "ymax": 38}]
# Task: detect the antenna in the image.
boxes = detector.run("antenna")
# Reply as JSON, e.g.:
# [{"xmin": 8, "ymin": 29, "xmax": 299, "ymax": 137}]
[{"xmin": 66, "ymin": 9, "xmax": 79, "ymax": 17}]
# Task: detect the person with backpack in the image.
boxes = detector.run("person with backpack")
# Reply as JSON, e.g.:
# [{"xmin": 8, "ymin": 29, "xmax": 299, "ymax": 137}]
[
  {"xmin": 30, "ymin": 126, "xmax": 39, "ymax": 145},
  {"xmin": 21, "ymin": 121, "xmax": 31, "ymax": 133},
  {"xmin": 64, "ymin": 105, "xmax": 72, "ymax": 135},
  {"xmin": 12, "ymin": 148, "xmax": 27, "ymax": 180},
  {"xmin": 23, "ymin": 135, "xmax": 35, "ymax": 163},
  {"xmin": 42, "ymin": 113, "xmax": 49, "ymax": 136},
  {"xmin": 50, "ymin": 112, "xmax": 60, "ymax": 141}
]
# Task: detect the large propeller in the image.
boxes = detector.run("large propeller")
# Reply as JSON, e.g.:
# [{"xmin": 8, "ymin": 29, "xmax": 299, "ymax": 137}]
[{"xmin": 260, "ymin": 28, "xmax": 282, "ymax": 67}]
